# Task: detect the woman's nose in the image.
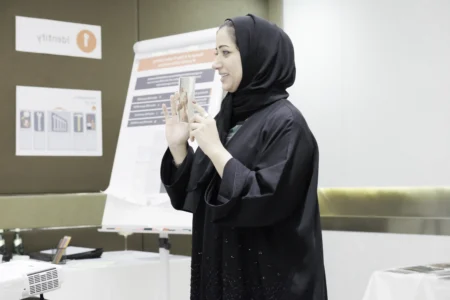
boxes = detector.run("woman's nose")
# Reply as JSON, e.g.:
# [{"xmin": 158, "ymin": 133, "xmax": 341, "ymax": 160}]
[{"xmin": 212, "ymin": 59, "xmax": 221, "ymax": 70}]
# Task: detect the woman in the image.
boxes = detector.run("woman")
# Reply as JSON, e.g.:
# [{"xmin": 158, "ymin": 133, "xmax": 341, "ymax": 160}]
[{"xmin": 161, "ymin": 14, "xmax": 327, "ymax": 300}]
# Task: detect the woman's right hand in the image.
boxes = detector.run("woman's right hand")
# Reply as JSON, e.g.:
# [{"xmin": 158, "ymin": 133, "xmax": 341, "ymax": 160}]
[{"xmin": 162, "ymin": 92, "xmax": 189, "ymax": 164}]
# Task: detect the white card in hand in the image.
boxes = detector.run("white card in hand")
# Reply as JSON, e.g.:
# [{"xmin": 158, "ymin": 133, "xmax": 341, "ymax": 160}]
[{"xmin": 178, "ymin": 76, "xmax": 196, "ymax": 122}]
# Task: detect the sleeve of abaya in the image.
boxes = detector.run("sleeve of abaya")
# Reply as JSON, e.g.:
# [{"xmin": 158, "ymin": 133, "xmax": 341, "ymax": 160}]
[
  {"xmin": 160, "ymin": 145, "xmax": 194, "ymax": 211},
  {"xmin": 205, "ymin": 113, "xmax": 315, "ymax": 227}
]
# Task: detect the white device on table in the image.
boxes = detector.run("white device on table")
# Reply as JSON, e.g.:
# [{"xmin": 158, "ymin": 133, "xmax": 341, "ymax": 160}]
[
  {"xmin": 177, "ymin": 76, "xmax": 196, "ymax": 122},
  {"xmin": 0, "ymin": 260, "xmax": 63, "ymax": 299}
]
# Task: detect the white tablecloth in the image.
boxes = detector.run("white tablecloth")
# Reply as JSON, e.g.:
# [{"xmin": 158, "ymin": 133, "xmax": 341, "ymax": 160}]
[
  {"xmin": 49, "ymin": 251, "xmax": 191, "ymax": 300},
  {"xmin": 363, "ymin": 264, "xmax": 450, "ymax": 300},
  {"xmin": 0, "ymin": 251, "xmax": 191, "ymax": 300}
]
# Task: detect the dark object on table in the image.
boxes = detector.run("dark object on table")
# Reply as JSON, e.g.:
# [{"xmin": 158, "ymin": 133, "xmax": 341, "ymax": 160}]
[{"xmin": 28, "ymin": 248, "xmax": 103, "ymax": 262}]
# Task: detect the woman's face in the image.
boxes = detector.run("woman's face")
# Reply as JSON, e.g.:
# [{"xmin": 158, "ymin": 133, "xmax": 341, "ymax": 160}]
[{"xmin": 212, "ymin": 27, "xmax": 242, "ymax": 93}]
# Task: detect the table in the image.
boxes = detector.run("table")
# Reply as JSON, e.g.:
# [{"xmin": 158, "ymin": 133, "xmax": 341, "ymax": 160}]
[
  {"xmin": 49, "ymin": 251, "xmax": 191, "ymax": 300},
  {"xmin": 362, "ymin": 263, "xmax": 450, "ymax": 300},
  {"xmin": 0, "ymin": 251, "xmax": 191, "ymax": 300}
]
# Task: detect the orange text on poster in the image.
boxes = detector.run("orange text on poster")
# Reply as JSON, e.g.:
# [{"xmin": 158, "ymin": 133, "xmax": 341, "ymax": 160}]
[{"xmin": 138, "ymin": 49, "xmax": 215, "ymax": 72}]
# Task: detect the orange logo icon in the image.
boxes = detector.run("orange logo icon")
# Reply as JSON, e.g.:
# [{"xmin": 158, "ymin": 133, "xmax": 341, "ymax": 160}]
[{"xmin": 76, "ymin": 30, "xmax": 97, "ymax": 53}]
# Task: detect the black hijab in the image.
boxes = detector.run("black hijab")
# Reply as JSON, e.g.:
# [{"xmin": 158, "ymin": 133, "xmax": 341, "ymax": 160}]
[
  {"xmin": 219, "ymin": 14, "xmax": 296, "ymax": 138},
  {"xmin": 185, "ymin": 14, "xmax": 296, "ymax": 209}
]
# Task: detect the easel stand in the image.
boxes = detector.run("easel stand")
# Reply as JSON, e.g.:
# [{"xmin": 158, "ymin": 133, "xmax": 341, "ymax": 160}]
[{"xmin": 158, "ymin": 232, "xmax": 171, "ymax": 300}]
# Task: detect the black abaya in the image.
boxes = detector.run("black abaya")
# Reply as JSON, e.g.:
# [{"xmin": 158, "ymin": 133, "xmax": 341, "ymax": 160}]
[{"xmin": 160, "ymin": 14, "xmax": 327, "ymax": 300}]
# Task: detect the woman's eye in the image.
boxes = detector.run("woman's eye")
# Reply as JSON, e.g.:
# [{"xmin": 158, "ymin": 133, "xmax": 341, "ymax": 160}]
[{"xmin": 222, "ymin": 50, "xmax": 230, "ymax": 56}]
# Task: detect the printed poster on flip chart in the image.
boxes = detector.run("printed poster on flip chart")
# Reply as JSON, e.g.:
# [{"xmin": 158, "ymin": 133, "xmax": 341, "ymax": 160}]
[
  {"xmin": 16, "ymin": 86, "xmax": 102, "ymax": 156},
  {"xmin": 104, "ymin": 39, "xmax": 223, "ymax": 206},
  {"xmin": 15, "ymin": 16, "xmax": 101, "ymax": 59}
]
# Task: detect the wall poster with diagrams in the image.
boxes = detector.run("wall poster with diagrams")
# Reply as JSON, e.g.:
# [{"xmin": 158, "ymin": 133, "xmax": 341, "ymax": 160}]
[{"xmin": 16, "ymin": 85, "xmax": 102, "ymax": 156}]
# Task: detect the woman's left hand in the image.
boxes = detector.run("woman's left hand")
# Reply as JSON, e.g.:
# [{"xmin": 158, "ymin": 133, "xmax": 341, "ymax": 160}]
[{"xmin": 189, "ymin": 102, "xmax": 223, "ymax": 157}]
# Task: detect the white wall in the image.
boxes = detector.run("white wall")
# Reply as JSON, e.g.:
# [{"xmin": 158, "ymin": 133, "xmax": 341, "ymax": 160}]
[
  {"xmin": 284, "ymin": 1, "xmax": 450, "ymax": 299},
  {"xmin": 283, "ymin": 0, "xmax": 450, "ymax": 188},
  {"xmin": 322, "ymin": 231, "xmax": 450, "ymax": 300}
]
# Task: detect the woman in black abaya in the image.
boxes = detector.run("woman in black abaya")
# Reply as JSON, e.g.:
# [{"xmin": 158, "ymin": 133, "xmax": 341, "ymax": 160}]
[{"xmin": 160, "ymin": 14, "xmax": 327, "ymax": 300}]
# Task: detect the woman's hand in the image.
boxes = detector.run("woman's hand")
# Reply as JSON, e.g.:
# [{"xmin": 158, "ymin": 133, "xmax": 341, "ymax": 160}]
[
  {"xmin": 162, "ymin": 92, "xmax": 190, "ymax": 164},
  {"xmin": 189, "ymin": 102, "xmax": 232, "ymax": 177},
  {"xmin": 189, "ymin": 102, "xmax": 222, "ymax": 156}
]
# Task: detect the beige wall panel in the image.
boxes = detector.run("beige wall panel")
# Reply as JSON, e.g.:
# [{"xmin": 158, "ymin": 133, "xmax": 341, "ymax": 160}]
[
  {"xmin": 0, "ymin": 193, "xmax": 106, "ymax": 229},
  {"xmin": 0, "ymin": 0, "xmax": 137, "ymax": 194},
  {"xmin": 268, "ymin": 0, "xmax": 284, "ymax": 27},
  {"xmin": 138, "ymin": 0, "xmax": 269, "ymax": 40}
]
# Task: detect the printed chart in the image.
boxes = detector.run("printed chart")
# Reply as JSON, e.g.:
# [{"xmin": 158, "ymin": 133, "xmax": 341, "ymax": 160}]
[
  {"xmin": 127, "ymin": 50, "xmax": 216, "ymax": 127},
  {"xmin": 16, "ymin": 86, "xmax": 102, "ymax": 156},
  {"xmin": 105, "ymin": 38, "xmax": 223, "ymax": 206}
]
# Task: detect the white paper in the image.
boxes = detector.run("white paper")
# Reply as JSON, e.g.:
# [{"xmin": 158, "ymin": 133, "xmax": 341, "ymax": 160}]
[
  {"xmin": 104, "ymin": 39, "xmax": 223, "ymax": 206},
  {"xmin": 15, "ymin": 16, "xmax": 101, "ymax": 59},
  {"xmin": 16, "ymin": 86, "xmax": 102, "ymax": 156}
]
